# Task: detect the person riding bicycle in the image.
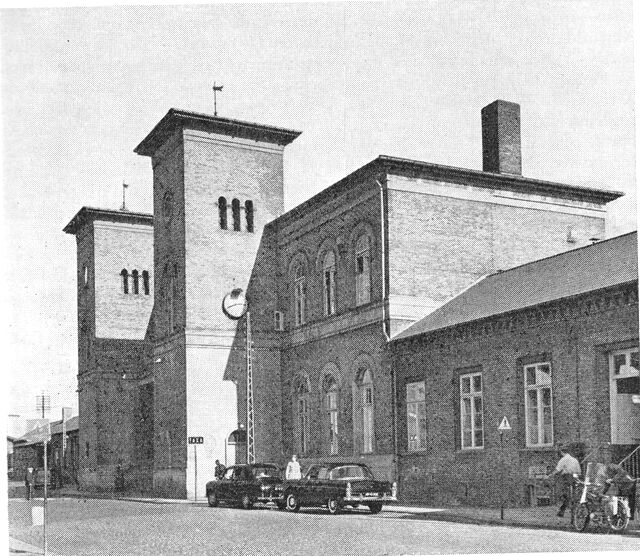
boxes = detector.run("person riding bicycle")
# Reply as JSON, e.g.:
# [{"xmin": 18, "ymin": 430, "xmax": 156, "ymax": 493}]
[{"xmin": 548, "ymin": 445, "xmax": 581, "ymax": 517}]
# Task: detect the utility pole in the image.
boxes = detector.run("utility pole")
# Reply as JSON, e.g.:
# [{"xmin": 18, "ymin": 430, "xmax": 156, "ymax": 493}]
[{"xmin": 35, "ymin": 393, "xmax": 51, "ymax": 556}]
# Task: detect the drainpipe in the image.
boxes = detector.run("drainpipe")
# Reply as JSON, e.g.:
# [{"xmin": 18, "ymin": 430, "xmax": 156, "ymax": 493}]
[{"xmin": 376, "ymin": 178, "xmax": 397, "ymax": 483}]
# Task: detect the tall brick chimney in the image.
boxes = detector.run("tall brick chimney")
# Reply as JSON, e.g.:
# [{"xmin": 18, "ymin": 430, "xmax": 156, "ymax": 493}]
[{"xmin": 481, "ymin": 100, "xmax": 521, "ymax": 175}]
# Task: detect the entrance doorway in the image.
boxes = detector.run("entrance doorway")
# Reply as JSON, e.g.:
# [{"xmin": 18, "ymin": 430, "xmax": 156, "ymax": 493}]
[{"xmin": 609, "ymin": 347, "xmax": 640, "ymax": 444}]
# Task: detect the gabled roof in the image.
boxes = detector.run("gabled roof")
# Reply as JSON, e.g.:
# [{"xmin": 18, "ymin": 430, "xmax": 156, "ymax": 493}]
[
  {"xmin": 394, "ymin": 231, "xmax": 638, "ymax": 341},
  {"xmin": 14, "ymin": 416, "xmax": 79, "ymax": 447}
]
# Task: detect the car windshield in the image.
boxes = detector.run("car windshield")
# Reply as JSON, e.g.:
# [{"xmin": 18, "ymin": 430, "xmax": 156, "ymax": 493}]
[
  {"xmin": 252, "ymin": 466, "xmax": 280, "ymax": 479},
  {"xmin": 328, "ymin": 465, "xmax": 374, "ymax": 481}
]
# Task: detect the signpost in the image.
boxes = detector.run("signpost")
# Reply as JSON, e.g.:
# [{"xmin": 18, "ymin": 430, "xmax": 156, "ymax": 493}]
[
  {"xmin": 498, "ymin": 416, "xmax": 512, "ymax": 520},
  {"xmin": 188, "ymin": 437, "xmax": 204, "ymax": 501}
]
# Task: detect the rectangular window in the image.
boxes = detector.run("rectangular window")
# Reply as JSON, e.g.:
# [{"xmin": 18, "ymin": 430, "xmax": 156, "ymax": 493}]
[
  {"xmin": 460, "ymin": 372, "xmax": 484, "ymax": 449},
  {"xmin": 297, "ymin": 397, "xmax": 309, "ymax": 454},
  {"xmin": 355, "ymin": 253, "xmax": 371, "ymax": 306},
  {"xmin": 324, "ymin": 268, "xmax": 335, "ymax": 316},
  {"xmin": 327, "ymin": 391, "xmax": 338, "ymax": 455},
  {"xmin": 524, "ymin": 362, "xmax": 553, "ymax": 447},
  {"xmin": 406, "ymin": 381, "xmax": 427, "ymax": 451},
  {"xmin": 609, "ymin": 347, "xmax": 640, "ymax": 444},
  {"xmin": 273, "ymin": 311, "xmax": 283, "ymax": 331}
]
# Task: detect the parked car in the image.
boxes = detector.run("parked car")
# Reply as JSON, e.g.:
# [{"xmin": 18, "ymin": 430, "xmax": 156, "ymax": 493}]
[
  {"xmin": 282, "ymin": 462, "xmax": 397, "ymax": 514},
  {"xmin": 206, "ymin": 463, "xmax": 284, "ymax": 509}
]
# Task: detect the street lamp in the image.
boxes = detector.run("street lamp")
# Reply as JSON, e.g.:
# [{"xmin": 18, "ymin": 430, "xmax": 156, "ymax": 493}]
[{"xmin": 222, "ymin": 288, "xmax": 255, "ymax": 464}]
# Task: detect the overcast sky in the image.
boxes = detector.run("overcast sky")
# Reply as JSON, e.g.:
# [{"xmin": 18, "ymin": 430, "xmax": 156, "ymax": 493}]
[{"xmin": 1, "ymin": 1, "xmax": 637, "ymax": 420}]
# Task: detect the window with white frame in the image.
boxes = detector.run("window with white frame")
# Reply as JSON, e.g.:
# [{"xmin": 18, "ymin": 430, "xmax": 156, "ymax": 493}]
[
  {"xmin": 325, "ymin": 377, "xmax": 339, "ymax": 455},
  {"xmin": 323, "ymin": 250, "xmax": 336, "ymax": 316},
  {"xmin": 294, "ymin": 262, "xmax": 306, "ymax": 326},
  {"xmin": 406, "ymin": 381, "xmax": 427, "ymax": 451},
  {"xmin": 609, "ymin": 347, "xmax": 639, "ymax": 444},
  {"xmin": 460, "ymin": 372, "xmax": 484, "ymax": 449},
  {"xmin": 295, "ymin": 379, "xmax": 310, "ymax": 454},
  {"xmin": 524, "ymin": 362, "xmax": 553, "ymax": 447},
  {"xmin": 360, "ymin": 369, "xmax": 374, "ymax": 453},
  {"xmin": 355, "ymin": 234, "xmax": 371, "ymax": 306}
]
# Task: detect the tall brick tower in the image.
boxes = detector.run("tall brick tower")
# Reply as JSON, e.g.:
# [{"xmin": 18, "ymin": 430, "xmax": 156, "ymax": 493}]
[
  {"xmin": 63, "ymin": 208, "xmax": 154, "ymax": 490},
  {"xmin": 135, "ymin": 109, "xmax": 300, "ymax": 499}
]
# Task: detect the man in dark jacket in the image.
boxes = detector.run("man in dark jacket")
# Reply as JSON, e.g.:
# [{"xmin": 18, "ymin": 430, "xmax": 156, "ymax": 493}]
[
  {"xmin": 24, "ymin": 467, "xmax": 34, "ymax": 500},
  {"xmin": 214, "ymin": 460, "xmax": 226, "ymax": 480}
]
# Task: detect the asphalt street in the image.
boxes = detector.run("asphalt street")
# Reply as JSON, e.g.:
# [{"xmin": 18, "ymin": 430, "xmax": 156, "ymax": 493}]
[{"xmin": 8, "ymin": 498, "xmax": 640, "ymax": 555}]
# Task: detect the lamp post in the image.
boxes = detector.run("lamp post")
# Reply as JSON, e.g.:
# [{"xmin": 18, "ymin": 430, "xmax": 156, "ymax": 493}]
[{"xmin": 222, "ymin": 288, "xmax": 254, "ymax": 464}]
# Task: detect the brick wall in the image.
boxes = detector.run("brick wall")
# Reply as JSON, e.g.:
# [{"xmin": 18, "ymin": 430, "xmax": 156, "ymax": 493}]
[{"xmin": 392, "ymin": 282, "xmax": 639, "ymax": 507}]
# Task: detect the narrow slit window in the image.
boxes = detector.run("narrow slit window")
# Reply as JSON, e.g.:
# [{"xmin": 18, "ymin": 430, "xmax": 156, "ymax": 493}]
[
  {"xmin": 245, "ymin": 200, "xmax": 254, "ymax": 233},
  {"xmin": 132, "ymin": 270, "xmax": 139, "ymax": 295},
  {"xmin": 142, "ymin": 271, "xmax": 150, "ymax": 295},
  {"xmin": 83, "ymin": 265, "xmax": 89, "ymax": 288},
  {"xmin": 120, "ymin": 269, "xmax": 129, "ymax": 294},
  {"xmin": 218, "ymin": 197, "xmax": 228, "ymax": 230},
  {"xmin": 232, "ymin": 199, "xmax": 241, "ymax": 231}
]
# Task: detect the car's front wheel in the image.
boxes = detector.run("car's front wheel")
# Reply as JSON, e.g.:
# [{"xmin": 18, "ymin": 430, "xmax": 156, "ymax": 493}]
[
  {"xmin": 285, "ymin": 492, "xmax": 300, "ymax": 512},
  {"xmin": 207, "ymin": 491, "xmax": 218, "ymax": 507},
  {"xmin": 368, "ymin": 502, "xmax": 383, "ymax": 514},
  {"xmin": 327, "ymin": 496, "xmax": 341, "ymax": 515}
]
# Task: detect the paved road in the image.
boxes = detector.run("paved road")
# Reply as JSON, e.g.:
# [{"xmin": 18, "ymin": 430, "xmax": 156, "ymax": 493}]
[{"xmin": 9, "ymin": 498, "xmax": 640, "ymax": 555}]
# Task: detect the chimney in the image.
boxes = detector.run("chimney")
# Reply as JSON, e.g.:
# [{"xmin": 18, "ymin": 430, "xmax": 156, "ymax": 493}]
[{"xmin": 481, "ymin": 100, "xmax": 521, "ymax": 175}]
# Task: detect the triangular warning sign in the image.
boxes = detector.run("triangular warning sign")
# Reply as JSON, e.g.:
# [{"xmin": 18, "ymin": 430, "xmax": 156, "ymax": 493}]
[{"xmin": 498, "ymin": 416, "xmax": 511, "ymax": 431}]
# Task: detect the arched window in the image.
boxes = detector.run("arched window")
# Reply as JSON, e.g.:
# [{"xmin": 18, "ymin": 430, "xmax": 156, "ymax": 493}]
[
  {"xmin": 232, "ymin": 198, "xmax": 241, "ymax": 231},
  {"xmin": 360, "ymin": 369, "xmax": 374, "ymax": 453},
  {"xmin": 132, "ymin": 270, "xmax": 139, "ymax": 295},
  {"xmin": 245, "ymin": 200, "xmax": 254, "ymax": 233},
  {"xmin": 324, "ymin": 377, "xmax": 339, "ymax": 455},
  {"xmin": 355, "ymin": 235, "xmax": 371, "ymax": 306},
  {"xmin": 218, "ymin": 197, "xmax": 228, "ymax": 230},
  {"xmin": 142, "ymin": 271, "xmax": 150, "ymax": 295},
  {"xmin": 294, "ymin": 377, "xmax": 310, "ymax": 455},
  {"xmin": 120, "ymin": 269, "xmax": 129, "ymax": 294},
  {"xmin": 294, "ymin": 262, "xmax": 306, "ymax": 326},
  {"xmin": 323, "ymin": 250, "xmax": 336, "ymax": 316}
]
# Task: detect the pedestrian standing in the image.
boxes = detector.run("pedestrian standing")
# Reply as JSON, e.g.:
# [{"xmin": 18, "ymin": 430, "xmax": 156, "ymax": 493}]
[
  {"xmin": 548, "ymin": 446, "xmax": 581, "ymax": 517},
  {"xmin": 24, "ymin": 467, "xmax": 34, "ymax": 500},
  {"xmin": 285, "ymin": 454, "xmax": 301, "ymax": 480},
  {"xmin": 215, "ymin": 459, "xmax": 226, "ymax": 480}
]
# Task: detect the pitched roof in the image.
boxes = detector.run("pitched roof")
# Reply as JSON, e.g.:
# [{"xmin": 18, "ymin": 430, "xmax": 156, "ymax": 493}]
[
  {"xmin": 394, "ymin": 231, "xmax": 638, "ymax": 341},
  {"xmin": 14, "ymin": 416, "xmax": 79, "ymax": 446}
]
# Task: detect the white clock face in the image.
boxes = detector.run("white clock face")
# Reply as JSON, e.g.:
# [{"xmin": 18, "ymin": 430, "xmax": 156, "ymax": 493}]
[{"xmin": 222, "ymin": 288, "xmax": 247, "ymax": 320}]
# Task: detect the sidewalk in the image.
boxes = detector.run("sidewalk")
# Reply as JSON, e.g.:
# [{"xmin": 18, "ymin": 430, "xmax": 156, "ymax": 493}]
[{"xmin": 27, "ymin": 484, "xmax": 640, "ymax": 535}]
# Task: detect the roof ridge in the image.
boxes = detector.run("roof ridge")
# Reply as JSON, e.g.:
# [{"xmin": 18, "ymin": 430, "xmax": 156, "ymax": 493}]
[{"xmin": 483, "ymin": 231, "xmax": 638, "ymax": 279}]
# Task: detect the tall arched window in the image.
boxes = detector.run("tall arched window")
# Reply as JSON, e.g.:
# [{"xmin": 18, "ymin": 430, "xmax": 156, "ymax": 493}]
[
  {"xmin": 232, "ymin": 198, "xmax": 241, "ymax": 231},
  {"xmin": 323, "ymin": 250, "xmax": 336, "ymax": 316},
  {"xmin": 132, "ymin": 270, "xmax": 139, "ymax": 295},
  {"xmin": 294, "ymin": 377, "xmax": 310, "ymax": 455},
  {"xmin": 355, "ymin": 235, "xmax": 371, "ymax": 306},
  {"xmin": 83, "ymin": 265, "xmax": 89, "ymax": 288},
  {"xmin": 245, "ymin": 200, "xmax": 254, "ymax": 233},
  {"xmin": 142, "ymin": 271, "xmax": 150, "ymax": 295},
  {"xmin": 360, "ymin": 369, "xmax": 374, "ymax": 453},
  {"xmin": 324, "ymin": 377, "xmax": 339, "ymax": 455},
  {"xmin": 294, "ymin": 262, "xmax": 306, "ymax": 326},
  {"xmin": 120, "ymin": 269, "xmax": 129, "ymax": 294},
  {"xmin": 218, "ymin": 197, "xmax": 228, "ymax": 230}
]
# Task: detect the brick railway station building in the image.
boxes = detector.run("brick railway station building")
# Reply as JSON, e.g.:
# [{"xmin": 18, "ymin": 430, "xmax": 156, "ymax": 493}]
[{"xmin": 64, "ymin": 100, "xmax": 638, "ymax": 501}]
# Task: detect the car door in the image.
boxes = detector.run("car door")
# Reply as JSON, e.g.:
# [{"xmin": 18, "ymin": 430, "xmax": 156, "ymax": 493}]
[{"xmin": 218, "ymin": 466, "xmax": 235, "ymax": 501}]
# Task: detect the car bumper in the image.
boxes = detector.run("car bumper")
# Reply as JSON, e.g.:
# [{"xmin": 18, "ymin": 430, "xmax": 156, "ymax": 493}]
[
  {"xmin": 344, "ymin": 494, "xmax": 397, "ymax": 503},
  {"xmin": 257, "ymin": 494, "xmax": 284, "ymax": 503}
]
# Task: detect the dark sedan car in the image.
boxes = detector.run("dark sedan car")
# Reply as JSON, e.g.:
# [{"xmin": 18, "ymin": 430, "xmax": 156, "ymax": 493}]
[
  {"xmin": 282, "ymin": 462, "xmax": 397, "ymax": 514},
  {"xmin": 206, "ymin": 463, "xmax": 284, "ymax": 509}
]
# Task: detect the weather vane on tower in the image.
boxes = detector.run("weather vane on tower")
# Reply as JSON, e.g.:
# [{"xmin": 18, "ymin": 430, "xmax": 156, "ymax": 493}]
[{"xmin": 212, "ymin": 82, "xmax": 223, "ymax": 117}]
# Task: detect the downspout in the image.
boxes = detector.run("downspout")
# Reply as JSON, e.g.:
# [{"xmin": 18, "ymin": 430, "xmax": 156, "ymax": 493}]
[{"xmin": 376, "ymin": 178, "xmax": 398, "ymax": 483}]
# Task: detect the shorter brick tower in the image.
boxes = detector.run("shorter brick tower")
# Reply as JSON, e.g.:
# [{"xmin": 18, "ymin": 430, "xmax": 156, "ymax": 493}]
[{"xmin": 64, "ymin": 208, "xmax": 154, "ymax": 490}]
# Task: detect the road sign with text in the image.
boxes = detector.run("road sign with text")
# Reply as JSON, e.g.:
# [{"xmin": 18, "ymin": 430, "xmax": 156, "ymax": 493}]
[{"xmin": 188, "ymin": 437, "xmax": 204, "ymax": 444}]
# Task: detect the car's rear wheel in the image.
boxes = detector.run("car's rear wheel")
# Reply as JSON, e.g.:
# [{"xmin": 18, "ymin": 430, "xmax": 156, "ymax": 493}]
[
  {"xmin": 285, "ymin": 492, "xmax": 300, "ymax": 512},
  {"xmin": 276, "ymin": 501, "xmax": 286, "ymax": 511},
  {"xmin": 368, "ymin": 502, "xmax": 383, "ymax": 514},
  {"xmin": 207, "ymin": 491, "xmax": 218, "ymax": 508},
  {"xmin": 327, "ymin": 497, "xmax": 340, "ymax": 515},
  {"xmin": 241, "ymin": 494, "xmax": 253, "ymax": 510}
]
